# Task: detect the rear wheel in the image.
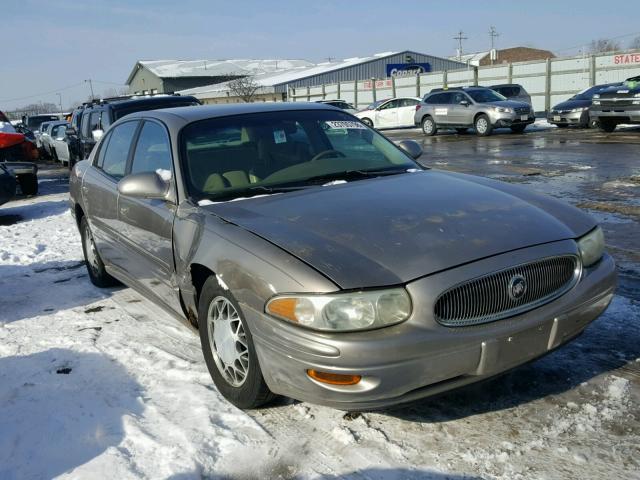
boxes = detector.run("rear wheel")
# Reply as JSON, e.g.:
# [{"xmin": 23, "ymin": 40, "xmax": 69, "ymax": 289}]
[
  {"xmin": 80, "ymin": 216, "xmax": 119, "ymax": 287},
  {"xmin": 474, "ymin": 114, "xmax": 493, "ymax": 136},
  {"xmin": 18, "ymin": 174, "xmax": 38, "ymax": 196},
  {"xmin": 510, "ymin": 124, "xmax": 527, "ymax": 134},
  {"xmin": 361, "ymin": 117, "xmax": 373, "ymax": 128},
  {"xmin": 198, "ymin": 277, "xmax": 274, "ymax": 409},
  {"xmin": 421, "ymin": 116, "xmax": 437, "ymax": 136},
  {"xmin": 599, "ymin": 120, "xmax": 618, "ymax": 133}
]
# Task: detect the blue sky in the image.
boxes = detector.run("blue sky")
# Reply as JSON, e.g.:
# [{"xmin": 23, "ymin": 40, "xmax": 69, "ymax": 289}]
[{"xmin": 2, "ymin": 0, "xmax": 639, "ymax": 110}]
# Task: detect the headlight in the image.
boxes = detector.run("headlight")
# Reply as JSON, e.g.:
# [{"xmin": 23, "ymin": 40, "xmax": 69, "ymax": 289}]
[
  {"xmin": 634, "ymin": 93, "xmax": 640, "ymax": 98},
  {"xmin": 593, "ymin": 94, "xmax": 600, "ymax": 99},
  {"xmin": 493, "ymin": 106, "xmax": 513, "ymax": 113},
  {"xmin": 592, "ymin": 100, "xmax": 601, "ymax": 105},
  {"xmin": 577, "ymin": 226, "xmax": 605, "ymax": 267},
  {"xmin": 266, "ymin": 288, "xmax": 412, "ymax": 331},
  {"xmin": 571, "ymin": 107, "xmax": 588, "ymax": 112}
]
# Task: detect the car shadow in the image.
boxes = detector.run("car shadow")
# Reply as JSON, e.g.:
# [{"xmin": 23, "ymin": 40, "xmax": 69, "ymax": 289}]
[
  {"xmin": 0, "ymin": 199, "xmax": 69, "ymax": 222},
  {"xmin": 0, "ymin": 259, "xmax": 120, "ymax": 323},
  {"xmin": 0, "ymin": 348, "xmax": 143, "ymax": 480},
  {"xmin": 379, "ymin": 298, "xmax": 638, "ymax": 423}
]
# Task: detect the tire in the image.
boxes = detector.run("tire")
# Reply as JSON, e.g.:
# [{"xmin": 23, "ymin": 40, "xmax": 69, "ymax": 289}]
[
  {"xmin": 510, "ymin": 125, "xmax": 527, "ymax": 134},
  {"xmin": 599, "ymin": 120, "xmax": 618, "ymax": 133},
  {"xmin": 474, "ymin": 114, "xmax": 493, "ymax": 136},
  {"xmin": 198, "ymin": 277, "xmax": 274, "ymax": 409},
  {"xmin": 361, "ymin": 117, "xmax": 373, "ymax": 128},
  {"xmin": 455, "ymin": 128, "xmax": 468, "ymax": 134},
  {"xmin": 80, "ymin": 216, "xmax": 119, "ymax": 288},
  {"xmin": 421, "ymin": 116, "xmax": 437, "ymax": 136},
  {"xmin": 588, "ymin": 118, "xmax": 599, "ymax": 129},
  {"xmin": 18, "ymin": 174, "xmax": 38, "ymax": 196}
]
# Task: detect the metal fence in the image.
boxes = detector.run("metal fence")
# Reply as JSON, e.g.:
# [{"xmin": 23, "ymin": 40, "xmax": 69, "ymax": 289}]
[{"xmin": 288, "ymin": 51, "xmax": 640, "ymax": 113}]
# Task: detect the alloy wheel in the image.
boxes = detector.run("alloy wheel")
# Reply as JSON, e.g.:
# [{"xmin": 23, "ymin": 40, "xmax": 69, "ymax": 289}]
[{"xmin": 207, "ymin": 296, "xmax": 249, "ymax": 387}]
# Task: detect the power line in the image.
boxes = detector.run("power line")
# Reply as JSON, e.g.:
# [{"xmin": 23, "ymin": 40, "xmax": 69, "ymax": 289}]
[
  {"xmin": 454, "ymin": 30, "xmax": 468, "ymax": 60},
  {"xmin": 0, "ymin": 82, "xmax": 84, "ymax": 103}
]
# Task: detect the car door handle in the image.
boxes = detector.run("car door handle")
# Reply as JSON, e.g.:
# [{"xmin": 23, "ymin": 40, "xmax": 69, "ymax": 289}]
[{"xmin": 120, "ymin": 206, "xmax": 129, "ymax": 216}]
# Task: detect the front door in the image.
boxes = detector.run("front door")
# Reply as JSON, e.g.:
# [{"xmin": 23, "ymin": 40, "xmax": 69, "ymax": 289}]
[
  {"xmin": 115, "ymin": 120, "xmax": 181, "ymax": 313},
  {"xmin": 449, "ymin": 92, "xmax": 472, "ymax": 125},
  {"xmin": 375, "ymin": 99, "xmax": 400, "ymax": 127}
]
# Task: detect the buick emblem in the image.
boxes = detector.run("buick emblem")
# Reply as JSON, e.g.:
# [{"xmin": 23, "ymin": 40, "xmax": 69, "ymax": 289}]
[{"xmin": 508, "ymin": 274, "xmax": 527, "ymax": 300}]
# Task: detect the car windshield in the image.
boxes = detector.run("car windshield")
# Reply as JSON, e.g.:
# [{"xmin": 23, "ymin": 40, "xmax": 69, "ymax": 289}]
[
  {"xmin": 467, "ymin": 89, "xmax": 507, "ymax": 103},
  {"xmin": 180, "ymin": 110, "xmax": 419, "ymax": 201},
  {"xmin": 26, "ymin": 115, "xmax": 60, "ymax": 131},
  {"xmin": 573, "ymin": 85, "xmax": 607, "ymax": 100}
]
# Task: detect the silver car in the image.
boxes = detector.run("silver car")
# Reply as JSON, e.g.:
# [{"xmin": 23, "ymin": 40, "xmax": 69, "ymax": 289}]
[
  {"xmin": 415, "ymin": 87, "xmax": 535, "ymax": 136},
  {"xmin": 69, "ymin": 103, "xmax": 615, "ymax": 410}
]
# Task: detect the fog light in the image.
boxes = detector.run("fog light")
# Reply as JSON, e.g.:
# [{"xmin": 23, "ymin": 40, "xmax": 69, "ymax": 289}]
[{"xmin": 307, "ymin": 369, "xmax": 361, "ymax": 385}]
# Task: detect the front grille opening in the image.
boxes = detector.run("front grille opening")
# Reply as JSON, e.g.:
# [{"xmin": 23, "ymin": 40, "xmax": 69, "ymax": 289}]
[{"xmin": 434, "ymin": 255, "xmax": 580, "ymax": 327}]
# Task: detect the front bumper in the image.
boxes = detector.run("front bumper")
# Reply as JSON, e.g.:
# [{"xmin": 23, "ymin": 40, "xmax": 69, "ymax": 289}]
[
  {"xmin": 246, "ymin": 241, "xmax": 616, "ymax": 410},
  {"xmin": 590, "ymin": 106, "xmax": 640, "ymax": 123},
  {"xmin": 548, "ymin": 110, "xmax": 588, "ymax": 126},
  {"xmin": 489, "ymin": 110, "xmax": 535, "ymax": 127}
]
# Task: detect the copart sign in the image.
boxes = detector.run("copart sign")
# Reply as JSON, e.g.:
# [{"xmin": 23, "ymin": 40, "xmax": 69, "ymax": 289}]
[{"xmin": 386, "ymin": 63, "xmax": 431, "ymax": 77}]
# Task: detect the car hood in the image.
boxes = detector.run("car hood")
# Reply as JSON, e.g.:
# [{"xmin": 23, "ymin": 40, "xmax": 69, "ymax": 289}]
[
  {"xmin": 204, "ymin": 171, "xmax": 595, "ymax": 289},
  {"xmin": 552, "ymin": 99, "xmax": 591, "ymax": 110}
]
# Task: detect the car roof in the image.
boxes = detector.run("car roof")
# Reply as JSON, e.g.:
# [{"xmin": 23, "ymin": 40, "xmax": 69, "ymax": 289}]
[
  {"xmin": 84, "ymin": 95, "xmax": 200, "ymax": 112},
  {"xmin": 121, "ymin": 102, "xmax": 341, "ymax": 124},
  {"xmin": 489, "ymin": 83, "xmax": 523, "ymax": 88}
]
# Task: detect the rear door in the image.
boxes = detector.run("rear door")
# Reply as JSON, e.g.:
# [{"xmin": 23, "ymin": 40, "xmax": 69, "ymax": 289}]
[
  {"xmin": 115, "ymin": 120, "xmax": 181, "ymax": 312},
  {"xmin": 375, "ymin": 99, "xmax": 400, "ymax": 127},
  {"xmin": 397, "ymin": 98, "xmax": 420, "ymax": 126},
  {"xmin": 431, "ymin": 93, "xmax": 454, "ymax": 125},
  {"xmin": 82, "ymin": 120, "xmax": 140, "ymax": 268}
]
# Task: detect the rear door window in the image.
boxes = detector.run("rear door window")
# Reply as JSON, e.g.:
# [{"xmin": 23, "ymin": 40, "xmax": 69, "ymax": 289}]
[
  {"xmin": 89, "ymin": 111, "xmax": 101, "ymax": 133},
  {"xmin": 99, "ymin": 121, "xmax": 139, "ymax": 180}
]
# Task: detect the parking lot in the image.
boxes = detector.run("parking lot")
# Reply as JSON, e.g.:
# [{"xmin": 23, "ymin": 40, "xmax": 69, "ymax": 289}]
[{"xmin": 0, "ymin": 123, "xmax": 637, "ymax": 480}]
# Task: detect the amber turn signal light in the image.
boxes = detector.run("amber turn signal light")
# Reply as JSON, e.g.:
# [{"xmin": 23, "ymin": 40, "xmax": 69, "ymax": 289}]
[{"xmin": 307, "ymin": 369, "xmax": 362, "ymax": 386}]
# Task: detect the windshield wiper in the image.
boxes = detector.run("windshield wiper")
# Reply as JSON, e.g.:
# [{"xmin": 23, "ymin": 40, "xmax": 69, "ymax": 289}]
[
  {"xmin": 204, "ymin": 184, "xmax": 307, "ymax": 202},
  {"xmin": 298, "ymin": 167, "xmax": 413, "ymax": 186}
]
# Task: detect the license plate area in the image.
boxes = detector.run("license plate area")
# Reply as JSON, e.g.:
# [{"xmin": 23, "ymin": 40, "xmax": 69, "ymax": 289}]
[
  {"xmin": 554, "ymin": 115, "xmax": 561, "ymax": 122},
  {"xmin": 521, "ymin": 115, "xmax": 529, "ymax": 121}
]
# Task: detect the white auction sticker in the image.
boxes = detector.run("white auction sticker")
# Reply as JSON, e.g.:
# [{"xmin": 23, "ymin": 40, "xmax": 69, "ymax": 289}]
[
  {"xmin": 325, "ymin": 121, "xmax": 368, "ymax": 130},
  {"xmin": 434, "ymin": 108, "xmax": 448, "ymax": 116},
  {"xmin": 273, "ymin": 129, "xmax": 287, "ymax": 144}
]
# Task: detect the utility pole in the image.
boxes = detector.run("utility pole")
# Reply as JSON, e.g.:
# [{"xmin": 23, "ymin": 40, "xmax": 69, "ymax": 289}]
[
  {"xmin": 56, "ymin": 93, "xmax": 63, "ymax": 117},
  {"xmin": 85, "ymin": 79, "xmax": 95, "ymax": 100},
  {"xmin": 454, "ymin": 30, "xmax": 468, "ymax": 60},
  {"xmin": 489, "ymin": 26, "xmax": 500, "ymax": 65}
]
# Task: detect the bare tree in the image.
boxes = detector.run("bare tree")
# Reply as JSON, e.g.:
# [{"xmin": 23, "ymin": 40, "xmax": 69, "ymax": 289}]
[
  {"xmin": 227, "ymin": 75, "xmax": 261, "ymax": 103},
  {"xmin": 589, "ymin": 38, "xmax": 621, "ymax": 53},
  {"xmin": 630, "ymin": 36, "xmax": 640, "ymax": 50}
]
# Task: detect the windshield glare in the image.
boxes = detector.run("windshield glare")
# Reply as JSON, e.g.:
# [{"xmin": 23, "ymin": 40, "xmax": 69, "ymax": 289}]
[
  {"xmin": 467, "ymin": 89, "xmax": 507, "ymax": 103},
  {"xmin": 364, "ymin": 100, "xmax": 385, "ymax": 111},
  {"xmin": 180, "ymin": 110, "xmax": 418, "ymax": 201}
]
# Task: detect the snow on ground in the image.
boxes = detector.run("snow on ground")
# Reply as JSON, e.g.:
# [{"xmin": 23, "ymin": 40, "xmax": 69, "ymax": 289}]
[{"xmin": 0, "ymin": 173, "xmax": 639, "ymax": 480}]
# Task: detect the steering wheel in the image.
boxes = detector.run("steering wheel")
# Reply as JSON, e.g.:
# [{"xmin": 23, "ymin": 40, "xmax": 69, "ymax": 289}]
[{"xmin": 310, "ymin": 149, "xmax": 346, "ymax": 162}]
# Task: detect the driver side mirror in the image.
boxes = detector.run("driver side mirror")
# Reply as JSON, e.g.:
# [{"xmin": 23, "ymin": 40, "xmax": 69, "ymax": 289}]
[
  {"xmin": 91, "ymin": 129, "xmax": 104, "ymax": 142},
  {"xmin": 65, "ymin": 127, "xmax": 77, "ymax": 136},
  {"xmin": 118, "ymin": 171, "xmax": 169, "ymax": 199},
  {"xmin": 460, "ymin": 100, "xmax": 470, "ymax": 107},
  {"xmin": 396, "ymin": 139, "xmax": 423, "ymax": 160}
]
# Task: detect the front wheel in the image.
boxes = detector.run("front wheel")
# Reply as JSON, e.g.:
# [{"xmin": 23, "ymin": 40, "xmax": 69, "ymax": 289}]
[
  {"xmin": 421, "ymin": 116, "xmax": 437, "ymax": 136},
  {"xmin": 474, "ymin": 114, "xmax": 493, "ymax": 136},
  {"xmin": 599, "ymin": 120, "xmax": 618, "ymax": 133},
  {"xmin": 198, "ymin": 277, "xmax": 274, "ymax": 409}
]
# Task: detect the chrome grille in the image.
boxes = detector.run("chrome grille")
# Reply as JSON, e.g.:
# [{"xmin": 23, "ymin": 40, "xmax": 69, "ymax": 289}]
[{"xmin": 434, "ymin": 255, "xmax": 580, "ymax": 327}]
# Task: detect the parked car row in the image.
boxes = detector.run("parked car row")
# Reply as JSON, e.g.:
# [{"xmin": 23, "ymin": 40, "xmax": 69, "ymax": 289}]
[{"xmin": 590, "ymin": 75, "xmax": 640, "ymax": 132}]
